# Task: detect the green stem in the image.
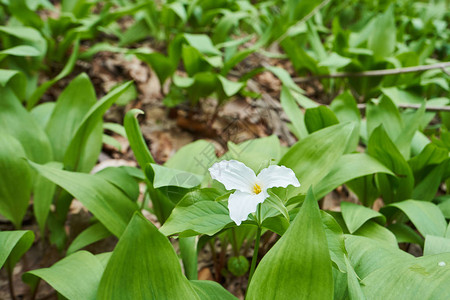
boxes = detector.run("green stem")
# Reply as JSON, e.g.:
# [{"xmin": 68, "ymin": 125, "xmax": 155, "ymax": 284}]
[
  {"xmin": 231, "ymin": 228, "xmax": 239, "ymax": 257},
  {"xmin": 248, "ymin": 204, "xmax": 262, "ymax": 285},
  {"xmin": 248, "ymin": 226, "xmax": 261, "ymax": 285},
  {"xmin": 7, "ymin": 263, "xmax": 17, "ymax": 300}
]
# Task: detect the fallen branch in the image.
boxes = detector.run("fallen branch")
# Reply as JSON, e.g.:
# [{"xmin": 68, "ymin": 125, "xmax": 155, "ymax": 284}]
[
  {"xmin": 357, "ymin": 103, "xmax": 450, "ymax": 112},
  {"xmin": 293, "ymin": 62, "xmax": 450, "ymax": 83}
]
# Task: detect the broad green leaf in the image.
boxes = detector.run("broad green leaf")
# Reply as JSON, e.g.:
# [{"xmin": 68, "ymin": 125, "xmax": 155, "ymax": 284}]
[
  {"xmin": 0, "ymin": 133, "xmax": 32, "ymax": 228},
  {"xmin": 165, "ymin": 140, "xmax": 215, "ymax": 175},
  {"xmin": 95, "ymin": 167, "xmax": 140, "ymax": 201},
  {"xmin": 345, "ymin": 235, "xmax": 413, "ymax": 279},
  {"xmin": 368, "ymin": 126, "xmax": 414, "ymax": 203},
  {"xmin": 366, "ymin": 97, "xmax": 402, "ymax": 142},
  {"xmin": 280, "ymin": 122, "xmax": 354, "ymax": 194},
  {"xmin": 330, "ymin": 91, "xmax": 361, "ymax": 152},
  {"xmin": 67, "ymin": 222, "xmax": 111, "ymax": 256},
  {"xmin": 412, "ymin": 160, "xmax": 449, "ymax": 202},
  {"xmin": 247, "ymin": 189, "xmax": 333, "ymax": 299},
  {"xmin": 361, "ymin": 253, "xmax": 450, "ymax": 299},
  {"xmin": 345, "ymin": 256, "xmax": 366, "ymax": 300},
  {"xmin": 367, "ymin": 6, "xmax": 396, "ymax": 59},
  {"xmin": 28, "ymin": 161, "xmax": 138, "ymax": 237},
  {"xmin": 97, "ymin": 213, "xmax": 199, "ymax": 299},
  {"xmin": 23, "ymin": 251, "xmax": 105, "ymax": 300},
  {"xmin": 383, "ymin": 200, "xmax": 447, "ymax": 238},
  {"xmin": 315, "ymin": 153, "xmax": 394, "ymax": 199},
  {"xmin": 266, "ymin": 66, "xmax": 304, "ymax": 94},
  {"xmin": 0, "ymin": 45, "xmax": 40, "ymax": 59},
  {"xmin": 27, "ymin": 38, "xmax": 79, "ymax": 109},
  {"xmin": 0, "ymin": 86, "xmax": 52, "ymax": 163},
  {"xmin": 30, "ymin": 102, "xmax": 55, "ymax": 128},
  {"xmin": 346, "ymin": 175, "xmax": 379, "ymax": 207},
  {"xmin": 318, "ymin": 52, "xmax": 351, "ymax": 69},
  {"xmin": 322, "ymin": 211, "xmax": 347, "ymax": 273},
  {"xmin": 0, "ymin": 230, "xmax": 34, "ymax": 270},
  {"xmin": 136, "ymin": 52, "xmax": 175, "ymax": 84},
  {"xmin": 280, "ymin": 85, "xmax": 308, "ymax": 139},
  {"xmin": 191, "ymin": 280, "xmax": 237, "ymax": 300},
  {"xmin": 224, "ymin": 135, "xmax": 281, "ymax": 172},
  {"xmin": 179, "ymin": 236, "xmax": 198, "ymax": 280},
  {"xmin": 304, "ymin": 106, "xmax": 339, "ymax": 133},
  {"xmin": 353, "ymin": 221, "xmax": 397, "ymax": 248},
  {"xmin": 150, "ymin": 164, "xmax": 203, "ymax": 189},
  {"xmin": 388, "ymin": 223, "xmax": 424, "ymax": 246},
  {"xmin": 33, "ymin": 162, "xmax": 62, "ymax": 236},
  {"xmin": 424, "ymin": 235, "xmax": 450, "ymax": 256},
  {"xmin": 217, "ymin": 75, "xmax": 244, "ymax": 97},
  {"xmin": 45, "ymin": 73, "xmax": 96, "ymax": 162},
  {"xmin": 0, "ymin": 69, "xmax": 26, "ymax": 99},
  {"xmin": 64, "ymin": 81, "xmax": 133, "ymax": 172},
  {"xmin": 160, "ymin": 196, "xmax": 231, "ymax": 237},
  {"xmin": 183, "ymin": 33, "xmax": 221, "ymax": 56},
  {"xmin": 341, "ymin": 202, "xmax": 385, "ymax": 234}
]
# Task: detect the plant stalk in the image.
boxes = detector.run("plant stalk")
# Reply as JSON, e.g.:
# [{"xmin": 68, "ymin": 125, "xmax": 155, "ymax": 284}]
[{"xmin": 6, "ymin": 264, "xmax": 17, "ymax": 300}]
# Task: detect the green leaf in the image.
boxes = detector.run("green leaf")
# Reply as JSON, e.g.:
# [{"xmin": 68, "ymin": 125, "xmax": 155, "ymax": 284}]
[
  {"xmin": 318, "ymin": 52, "xmax": 351, "ymax": 69},
  {"xmin": 191, "ymin": 280, "xmax": 237, "ymax": 300},
  {"xmin": 368, "ymin": 126, "xmax": 414, "ymax": 203},
  {"xmin": 341, "ymin": 202, "xmax": 386, "ymax": 234},
  {"xmin": 183, "ymin": 33, "xmax": 221, "ymax": 56},
  {"xmin": 224, "ymin": 135, "xmax": 281, "ymax": 172},
  {"xmin": 33, "ymin": 162, "xmax": 62, "ymax": 235},
  {"xmin": 160, "ymin": 189, "xmax": 231, "ymax": 237},
  {"xmin": 97, "ymin": 213, "xmax": 199, "ymax": 299},
  {"xmin": 45, "ymin": 73, "xmax": 96, "ymax": 162},
  {"xmin": 124, "ymin": 109, "xmax": 155, "ymax": 168},
  {"xmin": 165, "ymin": 140, "xmax": 215, "ymax": 175},
  {"xmin": 0, "ymin": 133, "xmax": 32, "ymax": 228},
  {"xmin": 279, "ymin": 122, "xmax": 354, "ymax": 194},
  {"xmin": 27, "ymin": 38, "xmax": 79, "ymax": 109},
  {"xmin": 383, "ymin": 200, "xmax": 447, "ymax": 238},
  {"xmin": 23, "ymin": 251, "xmax": 105, "ymax": 300},
  {"xmin": 150, "ymin": 164, "xmax": 203, "ymax": 189},
  {"xmin": 0, "ymin": 69, "xmax": 26, "ymax": 99},
  {"xmin": 0, "ymin": 86, "xmax": 52, "ymax": 163},
  {"xmin": 247, "ymin": 188, "xmax": 333, "ymax": 299},
  {"xmin": 353, "ymin": 221, "xmax": 398, "ymax": 248},
  {"xmin": 280, "ymin": 85, "xmax": 308, "ymax": 139},
  {"xmin": 30, "ymin": 102, "xmax": 55, "ymax": 128},
  {"xmin": 64, "ymin": 81, "xmax": 133, "ymax": 172},
  {"xmin": 315, "ymin": 153, "xmax": 394, "ymax": 199},
  {"xmin": 367, "ymin": 6, "xmax": 396, "ymax": 59},
  {"xmin": 95, "ymin": 167, "xmax": 140, "ymax": 201},
  {"xmin": 424, "ymin": 235, "xmax": 450, "ymax": 256},
  {"xmin": 28, "ymin": 161, "xmax": 138, "ymax": 237},
  {"xmin": 217, "ymin": 75, "xmax": 244, "ymax": 97},
  {"xmin": 345, "ymin": 235, "xmax": 413, "ymax": 279},
  {"xmin": 322, "ymin": 211, "xmax": 347, "ymax": 273},
  {"xmin": 0, "ymin": 230, "xmax": 34, "ymax": 270},
  {"xmin": 388, "ymin": 223, "xmax": 424, "ymax": 246},
  {"xmin": 67, "ymin": 222, "xmax": 111, "ymax": 256},
  {"xmin": 361, "ymin": 253, "xmax": 450, "ymax": 299},
  {"xmin": 367, "ymin": 97, "xmax": 402, "ymax": 142},
  {"xmin": 136, "ymin": 52, "xmax": 175, "ymax": 84},
  {"xmin": 304, "ymin": 106, "xmax": 339, "ymax": 133},
  {"xmin": 345, "ymin": 256, "xmax": 366, "ymax": 300}
]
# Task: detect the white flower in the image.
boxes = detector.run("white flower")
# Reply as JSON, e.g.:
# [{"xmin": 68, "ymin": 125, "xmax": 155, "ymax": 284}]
[{"xmin": 209, "ymin": 160, "xmax": 300, "ymax": 225}]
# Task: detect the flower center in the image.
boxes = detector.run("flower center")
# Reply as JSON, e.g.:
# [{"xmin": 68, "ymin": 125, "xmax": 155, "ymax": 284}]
[{"xmin": 252, "ymin": 183, "xmax": 262, "ymax": 194}]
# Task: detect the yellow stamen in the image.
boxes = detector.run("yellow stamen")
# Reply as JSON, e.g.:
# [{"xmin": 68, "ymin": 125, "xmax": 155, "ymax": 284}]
[{"xmin": 253, "ymin": 183, "xmax": 262, "ymax": 194}]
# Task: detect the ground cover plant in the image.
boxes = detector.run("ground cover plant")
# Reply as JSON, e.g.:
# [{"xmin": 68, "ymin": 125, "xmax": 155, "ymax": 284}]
[{"xmin": 0, "ymin": 0, "xmax": 449, "ymax": 299}]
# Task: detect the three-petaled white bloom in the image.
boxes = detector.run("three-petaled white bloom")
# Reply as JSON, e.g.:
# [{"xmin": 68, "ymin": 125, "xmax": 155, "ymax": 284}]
[{"xmin": 209, "ymin": 160, "xmax": 300, "ymax": 225}]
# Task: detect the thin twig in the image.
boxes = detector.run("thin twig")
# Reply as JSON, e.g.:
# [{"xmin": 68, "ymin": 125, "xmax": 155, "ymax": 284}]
[
  {"xmin": 357, "ymin": 103, "xmax": 450, "ymax": 112},
  {"xmin": 293, "ymin": 62, "xmax": 450, "ymax": 83},
  {"xmin": 274, "ymin": 0, "xmax": 331, "ymax": 44}
]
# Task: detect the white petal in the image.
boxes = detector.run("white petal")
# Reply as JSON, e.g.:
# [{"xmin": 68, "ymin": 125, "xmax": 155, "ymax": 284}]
[
  {"xmin": 257, "ymin": 165, "xmax": 300, "ymax": 190},
  {"xmin": 209, "ymin": 160, "xmax": 256, "ymax": 193},
  {"xmin": 228, "ymin": 191, "xmax": 266, "ymax": 225}
]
